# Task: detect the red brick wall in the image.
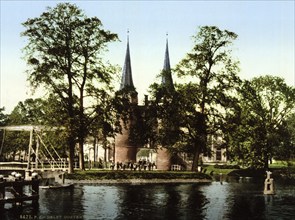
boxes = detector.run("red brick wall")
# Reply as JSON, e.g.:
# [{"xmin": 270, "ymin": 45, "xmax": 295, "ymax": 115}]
[
  {"xmin": 156, "ymin": 148, "xmax": 171, "ymax": 170},
  {"xmin": 114, "ymin": 121, "xmax": 137, "ymax": 163},
  {"xmin": 114, "ymin": 103, "xmax": 172, "ymax": 170},
  {"xmin": 115, "ymin": 145, "xmax": 137, "ymax": 163}
]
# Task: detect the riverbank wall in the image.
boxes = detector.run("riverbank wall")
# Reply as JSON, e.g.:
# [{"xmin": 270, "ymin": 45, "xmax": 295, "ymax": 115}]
[{"xmin": 64, "ymin": 178, "xmax": 212, "ymax": 185}]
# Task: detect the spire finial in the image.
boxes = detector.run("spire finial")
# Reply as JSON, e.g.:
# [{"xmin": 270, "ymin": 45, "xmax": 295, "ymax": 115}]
[{"xmin": 127, "ymin": 29, "xmax": 129, "ymax": 41}]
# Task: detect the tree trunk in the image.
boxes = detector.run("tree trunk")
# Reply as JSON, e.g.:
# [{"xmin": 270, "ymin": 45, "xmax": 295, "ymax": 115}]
[
  {"xmin": 103, "ymin": 135, "xmax": 107, "ymax": 162},
  {"xmin": 68, "ymin": 138, "xmax": 75, "ymax": 174},
  {"xmin": 264, "ymin": 155, "xmax": 269, "ymax": 170},
  {"xmin": 263, "ymin": 142, "xmax": 269, "ymax": 170},
  {"xmin": 77, "ymin": 54, "xmax": 88, "ymax": 171},
  {"xmin": 78, "ymin": 139, "xmax": 85, "ymax": 170},
  {"xmin": 13, "ymin": 151, "xmax": 16, "ymax": 161},
  {"xmin": 191, "ymin": 148, "xmax": 200, "ymax": 172},
  {"xmin": 93, "ymin": 137, "xmax": 97, "ymax": 163},
  {"xmin": 65, "ymin": 27, "xmax": 75, "ymax": 174}
]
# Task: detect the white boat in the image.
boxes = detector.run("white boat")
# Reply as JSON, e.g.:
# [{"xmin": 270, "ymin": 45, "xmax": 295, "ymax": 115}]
[{"xmin": 39, "ymin": 183, "xmax": 74, "ymax": 189}]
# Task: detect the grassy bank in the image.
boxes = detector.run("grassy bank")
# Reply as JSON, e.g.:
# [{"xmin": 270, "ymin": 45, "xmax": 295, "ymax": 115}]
[
  {"xmin": 201, "ymin": 164, "xmax": 238, "ymax": 175},
  {"xmin": 201, "ymin": 161, "xmax": 295, "ymax": 179},
  {"xmin": 225, "ymin": 161, "xmax": 295, "ymax": 181},
  {"xmin": 66, "ymin": 161, "xmax": 295, "ymax": 182},
  {"xmin": 66, "ymin": 170, "xmax": 211, "ymax": 181}
]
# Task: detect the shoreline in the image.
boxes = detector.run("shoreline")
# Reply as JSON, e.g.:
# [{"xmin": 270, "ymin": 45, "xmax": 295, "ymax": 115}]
[{"xmin": 64, "ymin": 178, "xmax": 212, "ymax": 185}]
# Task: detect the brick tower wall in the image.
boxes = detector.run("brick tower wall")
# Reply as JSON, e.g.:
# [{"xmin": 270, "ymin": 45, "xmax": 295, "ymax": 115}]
[
  {"xmin": 115, "ymin": 145, "xmax": 137, "ymax": 163},
  {"xmin": 114, "ymin": 122, "xmax": 137, "ymax": 163},
  {"xmin": 114, "ymin": 92, "xmax": 140, "ymax": 164},
  {"xmin": 156, "ymin": 148, "xmax": 171, "ymax": 170}
]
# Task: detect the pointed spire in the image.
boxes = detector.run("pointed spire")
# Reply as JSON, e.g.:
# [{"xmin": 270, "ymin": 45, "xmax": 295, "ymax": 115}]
[
  {"xmin": 120, "ymin": 30, "xmax": 135, "ymax": 90},
  {"xmin": 163, "ymin": 33, "xmax": 171, "ymax": 72},
  {"xmin": 161, "ymin": 33, "xmax": 174, "ymax": 91}
]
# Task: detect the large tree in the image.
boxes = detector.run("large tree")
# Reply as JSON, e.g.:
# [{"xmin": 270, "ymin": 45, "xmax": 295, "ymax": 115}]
[
  {"xmin": 147, "ymin": 83, "xmax": 183, "ymax": 155},
  {"xmin": 0, "ymin": 108, "xmax": 8, "ymax": 126},
  {"xmin": 273, "ymin": 114, "xmax": 295, "ymax": 167},
  {"xmin": 175, "ymin": 26, "xmax": 241, "ymax": 171},
  {"xmin": 22, "ymin": 3, "xmax": 118, "ymax": 172},
  {"xmin": 227, "ymin": 76, "xmax": 295, "ymax": 169},
  {"xmin": 0, "ymin": 108, "xmax": 9, "ymax": 158}
]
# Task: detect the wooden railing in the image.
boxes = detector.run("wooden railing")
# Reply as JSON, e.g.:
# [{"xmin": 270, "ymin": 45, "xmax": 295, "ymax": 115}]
[
  {"xmin": 0, "ymin": 161, "xmax": 69, "ymax": 171},
  {"xmin": 0, "ymin": 162, "xmax": 27, "ymax": 170}
]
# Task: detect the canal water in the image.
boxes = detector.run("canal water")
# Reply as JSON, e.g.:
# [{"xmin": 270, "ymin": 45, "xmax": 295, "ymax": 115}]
[{"xmin": 1, "ymin": 177, "xmax": 294, "ymax": 220}]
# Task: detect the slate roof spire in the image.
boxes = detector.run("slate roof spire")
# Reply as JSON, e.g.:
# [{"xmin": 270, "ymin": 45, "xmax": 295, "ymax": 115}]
[
  {"xmin": 120, "ymin": 30, "xmax": 135, "ymax": 90},
  {"xmin": 161, "ymin": 34, "xmax": 174, "ymax": 91}
]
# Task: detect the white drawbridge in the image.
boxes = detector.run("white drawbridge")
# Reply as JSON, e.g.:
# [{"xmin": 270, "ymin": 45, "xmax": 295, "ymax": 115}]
[{"xmin": 0, "ymin": 125, "xmax": 68, "ymax": 172}]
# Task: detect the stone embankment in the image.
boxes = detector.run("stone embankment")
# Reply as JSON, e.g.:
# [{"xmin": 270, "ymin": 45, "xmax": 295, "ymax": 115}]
[{"xmin": 65, "ymin": 178, "xmax": 211, "ymax": 185}]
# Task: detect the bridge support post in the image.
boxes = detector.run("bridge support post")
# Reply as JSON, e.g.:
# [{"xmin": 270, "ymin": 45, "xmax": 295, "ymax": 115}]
[
  {"xmin": 27, "ymin": 129, "xmax": 33, "ymax": 170},
  {"xmin": 0, "ymin": 175, "xmax": 5, "ymax": 210},
  {"xmin": 31, "ymin": 173, "xmax": 39, "ymax": 207},
  {"xmin": 13, "ymin": 173, "xmax": 24, "ymax": 206},
  {"xmin": 25, "ymin": 170, "xmax": 31, "ymax": 180}
]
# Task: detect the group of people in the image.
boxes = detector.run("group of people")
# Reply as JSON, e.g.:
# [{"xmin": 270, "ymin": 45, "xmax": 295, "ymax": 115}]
[{"xmin": 111, "ymin": 159, "xmax": 156, "ymax": 171}]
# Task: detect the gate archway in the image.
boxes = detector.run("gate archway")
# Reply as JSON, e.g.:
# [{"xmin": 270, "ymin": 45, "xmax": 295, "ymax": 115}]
[{"xmin": 136, "ymin": 148, "xmax": 157, "ymax": 163}]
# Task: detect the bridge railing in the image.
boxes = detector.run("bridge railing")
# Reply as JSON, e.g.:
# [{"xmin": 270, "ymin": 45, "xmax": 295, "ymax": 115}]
[
  {"xmin": 39, "ymin": 159, "xmax": 69, "ymax": 171},
  {"xmin": 0, "ymin": 160, "xmax": 69, "ymax": 171},
  {"xmin": 0, "ymin": 162, "xmax": 27, "ymax": 170}
]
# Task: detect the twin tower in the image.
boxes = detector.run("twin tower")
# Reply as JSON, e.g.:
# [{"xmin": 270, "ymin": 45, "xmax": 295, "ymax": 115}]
[
  {"xmin": 119, "ymin": 34, "xmax": 174, "ymax": 92},
  {"xmin": 114, "ymin": 35, "xmax": 174, "ymax": 170}
]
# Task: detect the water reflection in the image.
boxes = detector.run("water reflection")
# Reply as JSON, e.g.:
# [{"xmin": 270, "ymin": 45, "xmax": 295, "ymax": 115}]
[
  {"xmin": 40, "ymin": 186, "xmax": 83, "ymax": 217},
  {"xmin": 112, "ymin": 183, "xmax": 209, "ymax": 220},
  {"xmin": 82, "ymin": 185, "xmax": 119, "ymax": 219},
  {"xmin": 1, "ymin": 179, "xmax": 294, "ymax": 220}
]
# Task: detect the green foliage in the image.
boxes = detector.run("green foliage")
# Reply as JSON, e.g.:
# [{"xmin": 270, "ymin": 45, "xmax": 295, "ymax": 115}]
[
  {"xmin": 1, "ymin": 100, "xmax": 41, "ymax": 159},
  {"xmin": 227, "ymin": 168, "xmax": 267, "ymax": 178},
  {"xmin": 147, "ymin": 83, "xmax": 183, "ymax": 152},
  {"xmin": 89, "ymin": 90, "xmax": 119, "ymax": 151},
  {"xmin": 0, "ymin": 108, "xmax": 8, "ymax": 158},
  {"xmin": 8, "ymin": 98, "xmax": 45, "ymax": 125},
  {"xmin": 173, "ymin": 26, "xmax": 240, "ymax": 170},
  {"xmin": 145, "ymin": 26, "xmax": 241, "ymax": 172},
  {"xmin": 113, "ymin": 86, "xmax": 160, "ymax": 148},
  {"xmin": 66, "ymin": 170, "xmax": 211, "ymax": 180},
  {"xmin": 0, "ymin": 107, "xmax": 8, "ymax": 126},
  {"xmin": 114, "ymin": 87, "xmax": 138, "ymax": 129},
  {"xmin": 21, "ymin": 2, "xmax": 119, "ymax": 172},
  {"xmin": 213, "ymin": 164, "xmax": 240, "ymax": 169},
  {"xmin": 274, "ymin": 113, "xmax": 295, "ymax": 162},
  {"xmin": 202, "ymin": 165, "xmax": 237, "ymax": 175},
  {"xmin": 226, "ymin": 76, "xmax": 295, "ymax": 169},
  {"xmin": 0, "ymin": 98, "xmax": 67, "ymax": 160},
  {"xmin": 287, "ymin": 113, "xmax": 295, "ymax": 149}
]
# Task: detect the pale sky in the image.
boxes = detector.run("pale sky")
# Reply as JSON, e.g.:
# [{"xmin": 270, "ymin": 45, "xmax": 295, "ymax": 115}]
[{"xmin": 1, "ymin": 0, "xmax": 294, "ymax": 113}]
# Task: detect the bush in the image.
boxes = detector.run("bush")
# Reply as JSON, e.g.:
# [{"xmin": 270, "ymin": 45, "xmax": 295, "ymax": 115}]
[
  {"xmin": 66, "ymin": 170, "xmax": 212, "ymax": 180},
  {"xmin": 213, "ymin": 164, "xmax": 240, "ymax": 169}
]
